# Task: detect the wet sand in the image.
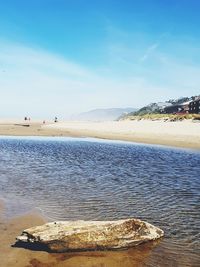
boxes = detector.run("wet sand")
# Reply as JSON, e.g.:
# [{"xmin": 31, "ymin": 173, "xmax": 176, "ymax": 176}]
[
  {"xmin": 0, "ymin": 201, "xmax": 199, "ymax": 267},
  {"xmin": 0, "ymin": 119, "xmax": 200, "ymax": 150},
  {"xmin": 0, "ymin": 200, "xmax": 161, "ymax": 267}
]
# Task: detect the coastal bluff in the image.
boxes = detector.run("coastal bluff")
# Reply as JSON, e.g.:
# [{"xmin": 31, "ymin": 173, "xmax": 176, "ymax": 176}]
[{"xmin": 16, "ymin": 218, "xmax": 164, "ymax": 252}]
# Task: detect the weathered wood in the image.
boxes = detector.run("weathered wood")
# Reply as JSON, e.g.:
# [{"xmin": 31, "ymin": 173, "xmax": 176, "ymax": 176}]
[{"xmin": 16, "ymin": 218, "xmax": 164, "ymax": 252}]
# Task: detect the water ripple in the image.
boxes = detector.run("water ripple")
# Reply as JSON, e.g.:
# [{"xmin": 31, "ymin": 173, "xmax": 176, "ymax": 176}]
[{"xmin": 0, "ymin": 137, "xmax": 200, "ymax": 265}]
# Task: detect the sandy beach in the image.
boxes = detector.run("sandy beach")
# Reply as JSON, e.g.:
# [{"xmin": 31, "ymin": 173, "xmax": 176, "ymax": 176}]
[{"xmin": 0, "ymin": 119, "xmax": 200, "ymax": 149}]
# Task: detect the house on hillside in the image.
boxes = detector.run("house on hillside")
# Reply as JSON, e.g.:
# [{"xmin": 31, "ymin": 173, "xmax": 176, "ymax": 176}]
[
  {"xmin": 180, "ymin": 101, "xmax": 190, "ymax": 113},
  {"xmin": 157, "ymin": 102, "xmax": 172, "ymax": 113},
  {"xmin": 189, "ymin": 96, "xmax": 200, "ymax": 114},
  {"xmin": 164, "ymin": 101, "xmax": 190, "ymax": 114},
  {"xmin": 164, "ymin": 104, "xmax": 183, "ymax": 114}
]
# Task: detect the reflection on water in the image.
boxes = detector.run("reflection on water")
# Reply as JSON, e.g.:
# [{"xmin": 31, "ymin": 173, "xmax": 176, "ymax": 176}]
[
  {"xmin": 52, "ymin": 240, "xmax": 161, "ymax": 267},
  {"xmin": 0, "ymin": 136, "xmax": 200, "ymax": 266}
]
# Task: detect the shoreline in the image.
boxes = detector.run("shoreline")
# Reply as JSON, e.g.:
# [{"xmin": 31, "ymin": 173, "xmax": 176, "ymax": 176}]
[
  {"xmin": 0, "ymin": 200, "xmax": 163, "ymax": 267},
  {"xmin": 1, "ymin": 199, "xmax": 199, "ymax": 266},
  {"xmin": 1, "ymin": 134, "xmax": 200, "ymax": 266},
  {"xmin": 0, "ymin": 120, "xmax": 200, "ymax": 150}
]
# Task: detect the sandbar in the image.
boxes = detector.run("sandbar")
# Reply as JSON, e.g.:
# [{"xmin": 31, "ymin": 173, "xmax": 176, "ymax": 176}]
[{"xmin": 0, "ymin": 120, "xmax": 199, "ymax": 150}]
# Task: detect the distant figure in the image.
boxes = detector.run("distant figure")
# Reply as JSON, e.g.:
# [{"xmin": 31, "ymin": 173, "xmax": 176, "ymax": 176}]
[
  {"xmin": 43, "ymin": 120, "xmax": 46, "ymax": 124},
  {"xmin": 24, "ymin": 116, "xmax": 27, "ymax": 121},
  {"xmin": 54, "ymin": 117, "xmax": 58, "ymax": 123},
  {"xmin": 28, "ymin": 117, "xmax": 31, "ymax": 121}
]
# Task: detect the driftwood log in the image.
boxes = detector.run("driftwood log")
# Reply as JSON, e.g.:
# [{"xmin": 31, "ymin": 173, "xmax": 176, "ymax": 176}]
[{"xmin": 16, "ymin": 218, "xmax": 164, "ymax": 252}]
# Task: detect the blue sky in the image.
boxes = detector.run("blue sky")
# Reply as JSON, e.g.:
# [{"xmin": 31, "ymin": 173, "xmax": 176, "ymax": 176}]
[{"xmin": 0, "ymin": 0, "xmax": 200, "ymax": 118}]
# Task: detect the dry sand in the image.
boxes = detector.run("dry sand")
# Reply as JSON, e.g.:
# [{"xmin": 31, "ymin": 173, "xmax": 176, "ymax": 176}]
[{"xmin": 0, "ymin": 119, "xmax": 200, "ymax": 149}]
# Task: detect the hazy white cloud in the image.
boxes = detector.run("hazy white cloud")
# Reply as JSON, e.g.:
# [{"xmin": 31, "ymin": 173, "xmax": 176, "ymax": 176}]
[
  {"xmin": 140, "ymin": 43, "xmax": 159, "ymax": 62},
  {"xmin": 0, "ymin": 42, "xmax": 91, "ymax": 78},
  {"xmin": 0, "ymin": 40, "xmax": 199, "ymax": 119}
]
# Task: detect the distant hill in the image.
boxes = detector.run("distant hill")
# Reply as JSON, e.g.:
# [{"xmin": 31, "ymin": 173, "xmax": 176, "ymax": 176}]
[{"xmin": 71, "ymin": 108, "xmax": 137, "ymax": 121}]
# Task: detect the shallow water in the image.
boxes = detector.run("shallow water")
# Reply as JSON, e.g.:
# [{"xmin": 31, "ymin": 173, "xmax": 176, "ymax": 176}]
[{"xmin": 0, "ymin": 136, "xmax": 200, "ymax": 266}]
